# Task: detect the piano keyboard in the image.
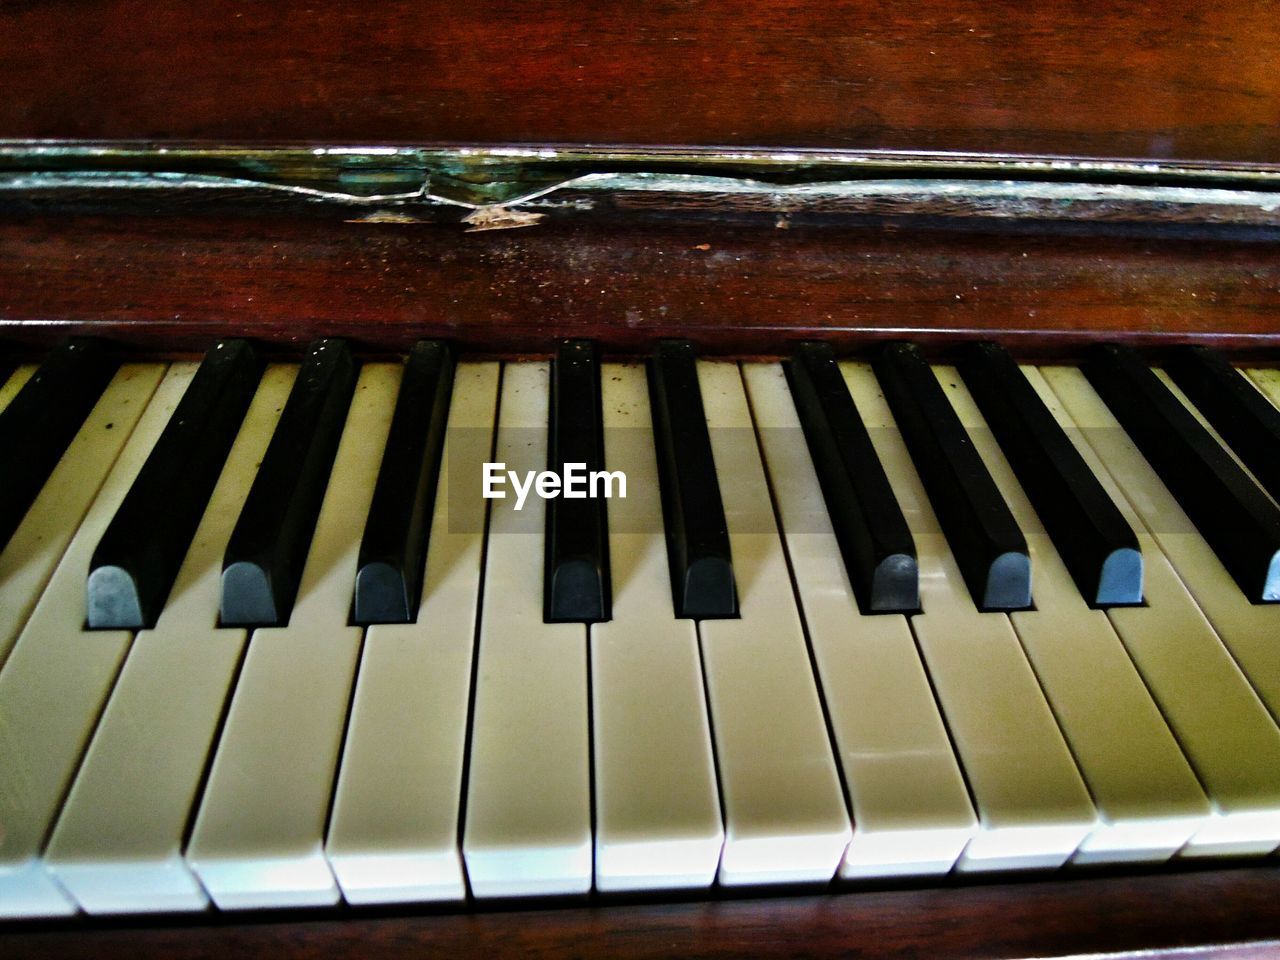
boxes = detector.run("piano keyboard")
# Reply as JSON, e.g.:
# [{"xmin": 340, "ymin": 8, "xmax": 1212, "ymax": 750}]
[{"xmin": 2, "ymin": 339, "xmax": 1279, "ymax": 918}]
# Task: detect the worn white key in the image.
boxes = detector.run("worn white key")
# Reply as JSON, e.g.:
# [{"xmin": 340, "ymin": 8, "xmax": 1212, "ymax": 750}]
[
  {"xmin": 591, "ymin": 363, "xmax": 722, "ymax": 893},
  {"xmin": 697, "ymin": 361, "xmax": 850, "ymax": 886},
  {"xmin": 42, "ymin": 366, "xmax": 295, "ymax": 914},
  {"xmin": 326, "ymin": 362, "xmax": 499, "ymax": 905},
  {"xmin": 0, "ymin": 363, "xmax": 180, "ymax": 919},
  {"xmin": 185, "ymin": 364, "xmax": 397, "ymax": 909},
  {"xmin": 462, "ymin": 362, "xmax": 592, "ymax": 898},
  {"xmin": 0, "ymin": 363, "xmax": 37, "ymax": 409},
  {"xmin": 844, "ymin": 362, "xmax": 1096, "ymax": 872},
  {"xmin": 744, "ymin": 362, "xmax": 977, "ymax": 880},
  {"xmin": 0, "ymin": 365, "xmax": 164, "ymax": 666},
  {"xmin": 940, "ymin": 365, "xmax": 1211, "ymax": 864},
  {"xmin": 1039, "ymin": 365, "xmax": 1280, "ymax": 856},
  {"xmin": 1127, "ymin": 367, "xmax": 1280, "ymax": 723}
]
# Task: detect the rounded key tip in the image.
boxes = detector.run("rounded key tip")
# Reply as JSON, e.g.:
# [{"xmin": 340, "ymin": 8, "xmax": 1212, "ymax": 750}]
[
  {"xmin": 1096, "ymin": 547, "xmax": 1144, "ymax": 607},
  {"xmin": 982, "ymin": 551, "xmax": 1032, "ymax": 611},
  {"xmin": 86, "ymin": 565, "xmax": 144, "ymax": 630}
]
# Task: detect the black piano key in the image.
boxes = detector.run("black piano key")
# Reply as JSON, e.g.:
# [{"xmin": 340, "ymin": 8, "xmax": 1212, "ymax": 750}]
[
  {"xmin": 785, "ymin": 341, "xmax": 917, "ymax": 612},
  {"xmin": 958, "ymin": 342, "xmax": 1142, "ymax": 607},
  {"xmin": 872, "ymin": 341, "xmax": 1032, "ymax": 611},
  {"xmin": 0, "ymin": 337, "xmax": 118, "ymax": 552},
  {"xmin": 544, "ymin": 339, "xmax": 611, "ymax": 623},
  {"xmin": 220, "ymin": 338, "xmax": 358, "ymax": 626},
  {"xmin": 1165, "ymin": 344, "xmax": 1280, "ymax": 504},
  {"xmin": 649, "ymin": 340, "xmax": 737, "ymax": 619},
  {"xmin": 1083, "ymin": 343, "xmax": 1280, "ymax": 603},
  {"xmin": 87, "ymin": 340, "xmax": 264, "ymax": 629},
  {"xmin": 353, "ymin": 340, "xmax": 455, "ymax": 625}
]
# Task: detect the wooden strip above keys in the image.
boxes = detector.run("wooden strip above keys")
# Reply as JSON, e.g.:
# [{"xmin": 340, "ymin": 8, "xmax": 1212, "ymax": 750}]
[
  {"xmin": 43, "ymin": 364, "xmax": 295, "ymax": 914},
  {"xmin": 327, "ymin": 362, "xmax": 498, "ymax": 905},
  {"xmin": 745, "ymin": 362, "xmax": 976, "ymax": 880},
  {"xmin": 843, "ymin": 361, "xmax": 1097, "ymax": 872},
  {"xmin": 461, "ymin": 361, "xmax": 592, "ymax": 898},
  {"xmin": 1038, "ymin": 366, "xmax": 1280, "ymax": 856},
  {"xmin": 0, "ymin": 363, "xmax": 186, "ymax": 919},
  {"xmin": 941, "ymin": 365, "xmax": 1211, "ymax": 864},
  {"xmin": 591, "ymin": 362, "xmax": 722, "ymax": 892},
  {"xmin": 0, "ymin": 365, "xmax": 164, "ymax": 666},
  {"xmin": 697, "ymin": 361, "xmax": 850, "ymax": 886},
  {"xmin": 185, "ymin": 364, "xmax": 397, "ymax": 910}
]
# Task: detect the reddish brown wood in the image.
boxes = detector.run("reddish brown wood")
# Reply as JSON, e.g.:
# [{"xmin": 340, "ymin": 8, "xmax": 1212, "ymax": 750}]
[
  {"xmin": 2, "ymin": 1, "xmax": 1280, "ymax": 164},
  {"xmin": 2, "ymin": 214, "xmax": 1279, "ymax": 359},
  {"xmin": 5, "ymin": 867, "xmax": 1279, "ymax": 959}
]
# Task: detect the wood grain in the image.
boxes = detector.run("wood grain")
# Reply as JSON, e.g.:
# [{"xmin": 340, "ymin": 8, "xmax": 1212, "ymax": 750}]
[
  {"xmin": 2, "ymin": 213, "xmax": 1279, "ymax": 359},
  {"xmin": 2, "ymin": 1, "xmax": 1280, "ymax": 164},
  {"xmin": 5, "ymin": 867, "xmax": 1278, "ymax": 959}
]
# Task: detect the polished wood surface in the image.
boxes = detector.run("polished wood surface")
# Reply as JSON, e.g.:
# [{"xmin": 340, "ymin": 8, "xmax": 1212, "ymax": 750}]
[
  {"xmin": 1, "ymin": 213, "xmax": 1277, "ymax": 358},
  {"xmin": 5, "ymin": 867, "xmax": 1279, "ymax": 959},
  {"xmin": 3, "ymin": 1, "xmax": 1279, "ymax": 165}
]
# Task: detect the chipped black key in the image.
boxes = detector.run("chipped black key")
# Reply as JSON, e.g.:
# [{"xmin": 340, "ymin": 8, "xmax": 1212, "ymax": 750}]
[
  {"xmin": 649, "ymin": 340, "xmax": 737, "ymax": 619},
  {"xmin": 545, "ymin": 339, "xmax": 611, "ymax": 623},
  {"xmin": 873, "ymin": 342, "xmax": 1031, "ymax": 610},
  {"xmin": 1165, "ymin": 345, "xmax": 1280, "ymax": 505},
  {"xmin": 0, "ymin": 338, "xmax": 118, "ymax": 552},
  {"xmin": 1083, "ymin": 343, "xmax": 1280, "ymax": 603},
  {"xmin": 785, "ymin": 341, "xmax": 916, "ymax": 612},
  {"xmin": 958, "ymin": 341, "xmax": 1142, "ymax": 607},
  {"xmin": 221, "ymin": 338, "xmax": 358, "ymax": 626},
  {"xmin": 87, "ymin": 340, "xmax": 264, "ymax": 629},
  {"xmin": 354, "ymin": 340, "xmax": 455, "ymax": 624}
]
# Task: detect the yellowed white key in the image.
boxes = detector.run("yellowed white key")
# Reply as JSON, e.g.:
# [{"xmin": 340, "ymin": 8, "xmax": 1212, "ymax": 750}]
[
  {"xmin": 939, "ymin": 365, "xmax": 1211, "ymax": 864},
  {"xmin": 41, "ymin": 366, "xmax": 295, "ymax": 914},
  {"xmin": 326, "ymin": 362, "xmax": 498, "ymax": 905},
  {"xmin": 1124, "ymin": 367, "xmax": 1280, "ymax": 723},
  {"xmin": 0, "ymin": 363, "xmax": 37, "ymax": 409},
  {"xmin": 744, "ymin": 362, "xmax": 977, "ymax": 880},
  {"xmin": 591, "ymin": 363, "xmax": 722, "ymax": 892},
  {"xmin": 697, "ymin": 361, "xmax": 850, "ymax": 886},
  {"xmin": 461, "ymin": 362, "xmax": 592, "ymax": 897},
  {"xmin": 0, "ymin": 365, "xmax": 164, "ymax": 666},
  {"xmin": 1038, "ymin": 365, "xmax": 1280, "ymax": 856},
  {"xmin": 0, "ymin": 363, "xmax": 181, "ymax": 919},
  {"xmin": 844, "ymin": 362, "xmax": 1096, "ymax": 872},
  {"xmin": 185, "ymin": 364, "xmax": 397, "ymax": 909}
]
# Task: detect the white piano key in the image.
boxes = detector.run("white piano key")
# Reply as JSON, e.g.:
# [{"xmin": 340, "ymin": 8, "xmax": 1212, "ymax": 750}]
[
  {"xmin": 0, "ymin": 363, "xmax": 183, "ymax": 919},
  {"xmin": 590, "ymin": 363, "xmax": 722, "ymax": 893},
  {"xmin": 697, "ymin": 361, "xmax": 850, "ymax": 886},
  {"xmin": 461, "ymin": 362, "xmax": 592, "ymax": 898},
  {"xmin": 744, "ymin": 362, "xmax": 977, "ymax": 881},
  {"xmin": 843, "ymin": 362, "xmax": 1097, "ymax": 873},
  {"xmin": 0, "ymin": 363, "xmax": 37, "ymax": 409},
  {"xmin": 939, "ymin": 365, "xmax": 1211, "ymax": 864},
  {"xmin": 42, "ymin": 365, "xmax": 295, "ymax": 915},
  {"xmin": 326, "ymin": 362, "xmax": 499, "ymax": 905},
  {"xmin": 185, "ymin": 364, "xmax": 398, "ymax": 910},
  {"xmin": 0, "ymin": 365, "xmax": 164, "ymax": 666},
  {"xmin": 1039, "ymin": 365, "xmax": 1280, "ymax": 857},
  {"xmin": 1130, "ymin": 366, "xmax": 1280, "ymax": 722}
]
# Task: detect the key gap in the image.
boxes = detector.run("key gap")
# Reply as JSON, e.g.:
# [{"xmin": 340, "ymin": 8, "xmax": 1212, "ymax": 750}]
[
  {"xmin": 179, "ymin": 628, "xmax": 255, "ymax": 890},
  {"xmin": 321, "ymin": 623, "xmax": 371, "ymax": 876},
  {"xmin": 454, "ymin": 361, "xmax": 504, "ymax": 903},
  {"xmin": 739, "ymin": 362, "xmax": 858, "ymax": 848}
]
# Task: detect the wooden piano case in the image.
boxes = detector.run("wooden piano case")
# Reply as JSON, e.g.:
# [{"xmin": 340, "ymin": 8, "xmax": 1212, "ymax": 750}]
[{"xmin": 1, "ymin": 1, "xmax": 1278, "ymax": 956}]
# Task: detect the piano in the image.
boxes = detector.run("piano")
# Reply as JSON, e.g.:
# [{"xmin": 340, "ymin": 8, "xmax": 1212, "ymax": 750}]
[{"xmin": 2, "ymin": 0, "xmax": 1280, "ymax": 956}]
